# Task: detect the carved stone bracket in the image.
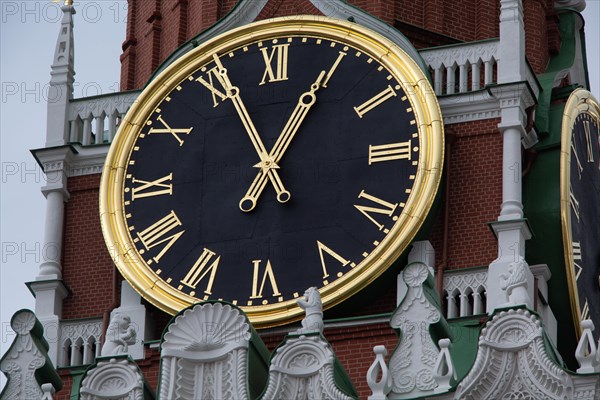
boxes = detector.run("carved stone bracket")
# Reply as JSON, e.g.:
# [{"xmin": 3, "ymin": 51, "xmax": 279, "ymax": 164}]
[
  {"xmin": 79, "ymin": 355, "xmax": 151, "ymax": 400},
  {"xmin": 455, "ymin": 308, "xmax": 574, "ymax": 399},
  {"xmin": 158, "ymin": 302, "xmax": 269, "ymax": 400},
  {"xmin": 261, "ymin": 333, "xmax": 357, "ymax": 400},
  {"xmin": 0, "ymin": 310, "xmax": 62, "ymax": 399}
]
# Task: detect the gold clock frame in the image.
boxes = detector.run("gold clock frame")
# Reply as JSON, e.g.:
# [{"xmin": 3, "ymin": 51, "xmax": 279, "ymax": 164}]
[
  {"xmin": 560, "ymin": 88, "xmax": 600, "ymax": 337},
  {"xmin": 100, "ymin": 16, "xmax": 444, "ymax": 328}
]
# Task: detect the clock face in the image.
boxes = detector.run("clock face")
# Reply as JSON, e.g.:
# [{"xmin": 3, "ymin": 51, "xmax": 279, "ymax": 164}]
[
  {"xmin": 100, "ymin": 17, "xmax": 443, "ymax": 327},
  {"xmin": 561, "ymin": 89, "xmax": 600, "ymax": 340}
]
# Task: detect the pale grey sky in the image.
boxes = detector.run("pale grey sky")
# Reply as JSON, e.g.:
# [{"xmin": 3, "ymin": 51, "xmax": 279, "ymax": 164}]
[{"xmin": 1, "ymin": 0, "xmax": 599, "ymax": 379}]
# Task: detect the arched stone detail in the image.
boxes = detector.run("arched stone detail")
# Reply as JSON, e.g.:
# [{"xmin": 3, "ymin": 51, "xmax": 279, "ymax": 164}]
[
  {"xmin": 158, "ymin": 302, "xmax": 259, "ymax": 400},
  {"xmin": 261, "ymin": 334, "xmax": 355, "ymax": 400},
  {"xmin": 455, "ymin": 308, "xmax": 574, "ymax": 400},
  {"xmin": 80, "ymin": 357, "xmax": 145, "ymax": 400},
  {"xmin": 0, "ymin": 310, "xmax": 62, "ymax": 399},
  {"xmin": 388, "ymin": 262, "xmax": 451, "ymax": 399}
]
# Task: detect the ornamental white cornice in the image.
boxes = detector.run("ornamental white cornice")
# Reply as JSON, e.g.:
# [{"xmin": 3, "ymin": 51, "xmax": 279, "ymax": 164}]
[
  {"xmin": 420, "ymin": 40, "xmax": 499, "ymax": 70},
  {"xmin": 437, "ymin": 91, "xmax": 501, "ymax": 125},
  {"xmin": 68, "ymin": 90, "xmax": 141, "ymax": 120}
]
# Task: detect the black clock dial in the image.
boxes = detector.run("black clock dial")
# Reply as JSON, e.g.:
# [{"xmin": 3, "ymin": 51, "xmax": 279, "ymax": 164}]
[
  {"xmin": 123, "ymin": 36, "xmax": 419, "ymax": 306},
  {"xmin": 101, "ymin": 17, "xmax": 443, "ymax": 326},
  {"xmin": 569, "ymin": 110, "xmax": 600, "ymax": 340}
]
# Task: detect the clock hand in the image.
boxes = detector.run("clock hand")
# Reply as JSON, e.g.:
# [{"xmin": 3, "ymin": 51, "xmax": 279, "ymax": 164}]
[
  {"xmin": 204, "ymin": 55, "xmax": 291, "ymax": 207},
  {"xmin": 240, "ymin": 70, "xmax": 327, "ymax": 211}
]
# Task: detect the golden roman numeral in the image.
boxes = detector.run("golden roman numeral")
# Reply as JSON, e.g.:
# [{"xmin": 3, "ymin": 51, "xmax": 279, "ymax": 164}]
[
  {"xmin": 583, "ymin": 120, "xmax": 594, "ymax": 163},
  {"xmin": 259, "ymin": 44, "xmax": 289, "ymax": 85},
  {"xmin": 148, "ymin": 115, "xmax": 193, "ymax": 146},
  {"xmin": 573, "ymin": 241, "xmax": 583, "ymax": 280},
  {"xmin": 571, "ymin": 139, "xmax": 583, "ymax": 179},
  {"xmin": 180, "ymin": 248, "xmax": 220, "ymax": 294},
  {"xmin": 136, "ymin": 210, "xmax": 184, "ymax": 263},
  {"xmin": 196, "ymin": 64, "xmax": 229, "ymax": 107},
  {"xmin": 317, "ymin": 241, "xmax": 350, "ymax": 280},
  {"xmin": 582, "ymin": 300, "xmax": 590, "ymax": 320},
  {"xmin": 354, "ymin": 85, "xmax": 397, "ymax": 118},
  {"xmin": 570, "ymin": 187, "xmax": 580, "ymax": 222},
  {"xmin": 131, "ymin": 173, "xmax": 173, "ymax": 200},
  {"xmin": 369, "ymin": 140, "xmax": 412, "ymax": 164},
  {"xmin": 250, "ymin": 259, "xmax": 281, "ymax": 299},
  {"xmin": 354, "ymin": 190, "xmax": 398, "ymax": 232}
]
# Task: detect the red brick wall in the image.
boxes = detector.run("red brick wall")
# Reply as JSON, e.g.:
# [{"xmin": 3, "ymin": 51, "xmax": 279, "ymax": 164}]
[
  {"xmin": 430, "ymin": 119, "xmax": 502, "ymax": 270},
  {"xmin": 62, "ymin": 174, "xmax": 116, "ymax": 319}
]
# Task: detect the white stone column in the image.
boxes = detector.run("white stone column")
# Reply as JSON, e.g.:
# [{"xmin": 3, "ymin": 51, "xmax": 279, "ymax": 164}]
[{"xmin": 486, "ymin": 0, "xmax": 537, "ymax": 312}]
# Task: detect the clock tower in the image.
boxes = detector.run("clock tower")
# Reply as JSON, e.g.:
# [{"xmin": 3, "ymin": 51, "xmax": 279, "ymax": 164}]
[{"xmin": 3, "ymin": 0, "xmax": 600, "ymax": 399}]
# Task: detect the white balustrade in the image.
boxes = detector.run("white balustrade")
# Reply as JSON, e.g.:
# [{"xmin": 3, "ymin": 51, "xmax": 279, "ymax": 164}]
[
  {"xmin": 443, "ymin": 268, "xmax": 488, "ymax": 318},
  {"xmin": 419, "ymin": 39, "xmax": 499, "ymax": 96},
  {"xmin": 67, "ymin": 90, "xmax": 140, "ymax": 145},
  {"xmin": 58, "ymin": 318, "xmax": 103, "ymax": 367}
]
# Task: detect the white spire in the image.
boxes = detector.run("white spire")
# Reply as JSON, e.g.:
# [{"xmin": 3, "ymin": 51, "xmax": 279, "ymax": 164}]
[{"xmin": 46, "ymin": 2, "xmax": 75, "ymax": 147}]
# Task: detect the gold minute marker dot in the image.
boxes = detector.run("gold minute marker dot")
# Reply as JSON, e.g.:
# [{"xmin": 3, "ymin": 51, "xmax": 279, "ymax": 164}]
[
  {"xmin": 412, "ymin": 161, "xmax": 418, "ymax": 166},
  {"xmin": 189, "ymin": 291, "xmax": 195, "ymax": 297},
  {"xmin": 287, "ymin": 37, "xmax": 293, "ymax": 42},
  {"xmin": 316, "ymin": 39, "xmax": 322, "ymax": 44},
  {"xmin": 203, "ymin": 295, "xmax": 209, "ymax": 300},
  {"xmin": 262, "ymin": 300, "xmax": 268, "ymax": 305},
  {"xmin": 147, "ymin": 259, "xmax": 153, "ymax": 265},
  {"xmin": 350, "ymin": 262, "xmax": 356, "ymax": 267},
  {"xmin": 128, "ymin": 226, "xmax": 135, "ymax": 231},
  {"xmin": 362, "ymin": 252, "xmax": 368, "ymax": 257},
  {"xmin": 166, "ymin": 277, "xmax": 172, "ymax": 283},
  {"xmin": 156, "ymin": 269, "xmax": 162, "ymax": 274},
  {"xmin": 124, "ymin": 187, "xmax": 130, "ymax": 192},
  {"xmin": 247, "ymin": 300, "xmax": 253, "ymax": 306},
  {"xmin": 178, "ymin": 285, "xmax": 183, "ymax": 290},
  {"xmin": 413, "ymin": 146, "xmax": 419, "ymax": 152},
  {"xmin": 146, "ymin": 121, "xmax": 152, "ymax": 125},
  {"xmin": 272, "ymin": 39, "xmax": 278, "ymax": 44},
  {"xmin": 384, "ymin": 228, "xmax": 390, "ymax": 233},
  {"xmin": 337, "ymin": 272, "xmax": 343, "ymax": 277},
  {"xmin": 401, "ymin": 95, "xmax": 407, "ymax": 100},
  {"xmin": 377, "ymin": 66, "xmax": 383, "ymax": 71},
  {"xmin": 165, "ymin": 96, "xmax": 171, "ymax": 102},
  {"xmin": 355, "ymin": 51, "xmax": 361, "ymax": 57},
  {"xmin": 387, "ymin": 75, "xmax": 393, "ymax": 80},
  {"xmin": 343, "ymin": 46, "xmax": 349, "ymax": 51},
  {"xmin": 232, "ymin": 300, "xmax": 238, "ymax": 305},
  {"xmin": 412, "ymin": 133, "xmax": 418, "ymax": 138},
  {"xmin": 373, "ymin": 240, "xmax": 380, "ymax": 246},
  {"xmin": 302, "ymin": 37, "xmax": 307, "ymax": 43},
  {"xmin": 406, "ymin": 107, "xmax": 413, "ymax": 113},
  {"xmin": 393, "ymin": 215, "xmax": 399, "ymax": 221},
  {"xmin": 330, "ymin": 42, "xmax": 336, "ymax": 47},
  {"xmin": 278, "ymin": 297, "xmax": 283, "ymax": 302},
  {"xmin": 124, "ymin": 201, "xmax": 130, "ymax": 206},
  {"xmin": 293, "ymin": 292, "xmax": 299, "ymax": 298},
  {"xmin": 243, "ymin": 46, "xmax": 248, "ymax": 52},
  {"xmin": 323, "ymin": 280, "xmax": 329, "ymax": 285},
  {"xmin": 400, "ymin": 202, "xmax": 406, "ymax": 207},
  {"xmin": 176, "ymin": 86, "xmax": 182, "ymax": 91}
]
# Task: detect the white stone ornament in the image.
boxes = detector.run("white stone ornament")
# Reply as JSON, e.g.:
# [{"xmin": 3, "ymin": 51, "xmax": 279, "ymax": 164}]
[
  {"xmin": 433, "ymin": 338, "xmax": 456, "ymax": 393},
  {"xmin": 455, "ymin": 308, "xmax": 574, "ymax": 399},
  {"xmin": 388, "ymin": 262, "xmax": 451, "ymax": 399},
  {"xmin": 367, "ymin": 345, "xmax": 391, "ymax": 400},
  {"xmin": 499, "ymin": 257, "xmax": 532, "ymax": 307},
  {"xmin": 576, "ymin": 320, "xmax": 599, "ymax": 373},
  {"xmin": 80, "ymin": 357, "xmax": 145, "ymax": 400},
  {"xmin": 261, "ymin": 334, "xmax": 355, "ymax": 400},
  {"xmin": 293, "ymin": 287, "xmax": 324, "ymax": 334},
  {"xmin": 101, "ymin": 313, "xmax": 137, "ymax": 356},
  {"xmin": 0, "ymin": 310, "xmax": 62, "ymax": 400},
  {"xmin": 158, "ymin": 302, "xmax": 256, "ymax": 400}
]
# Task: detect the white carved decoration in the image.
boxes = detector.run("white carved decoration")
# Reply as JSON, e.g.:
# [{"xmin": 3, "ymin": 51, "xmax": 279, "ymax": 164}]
[
  {"xmin": 433, "ymin": 339, "xmax": 456, "ymax": 393},
  {"xmin": 159, "ymin": 302, "xmax": 252, "ymax": 400},
  {"xmin": 261, "ymin": 334, "xmax": 354, "ymax": 400},
  {"xmin": 455, "ymin": 308, "xmax": 574, "ymax": 399},
  {"xmin": 388, "ymin": 262, "xmax": 445, "ymax": 399},
  {"xmin": 499, "ymin": 257, "xmax": 532, "ymax": 307},
  {"xmin": 80, "ymin": 357, "xmax": 145, "ymax": 400},
  {"xmin": 58, "ymin": 318, "xmax": 102, "ymax": 367},
  {"xmin": 420, "ymin": 40, "xmax": 498, "ymax": 95},
  {"xmin": 367, "ymin": 345, "xmax": 391, "ymax": 400},
  {"xmin": 101, "ymin": 313, "xmax": 137, "ymax": 357},
  {"xmin": 576, "ymin": 320, "xmax": 599, "ymax": 373},
  {"xmin": 293, "ymin": 287, "xmax": 324, "ymax": 334},
  {"xmin": 41, "ymin": 383, "xmax": 56, "ymax": 400},
  {"xmin": 0, "ymin": 310, "xmax": 56, "ymax": 399},
  {"xmin": 443, "ymin": 268, "xmax": 488, "ymax": 318}
]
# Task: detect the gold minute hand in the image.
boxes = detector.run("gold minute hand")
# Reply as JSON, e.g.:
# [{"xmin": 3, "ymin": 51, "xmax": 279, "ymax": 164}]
[
  {"xmin": 203, "ymin": 55, "xmax": 291, "ymax": 208},
  {"xmin": 239, "ymin": 70, "xmax": 326, "ymax": 211}
]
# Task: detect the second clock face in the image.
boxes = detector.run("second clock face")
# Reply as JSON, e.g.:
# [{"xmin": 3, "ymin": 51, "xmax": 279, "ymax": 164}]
[{"xmin": 102, "ymin": 18, "xmax": 443, "ymax": 327}]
